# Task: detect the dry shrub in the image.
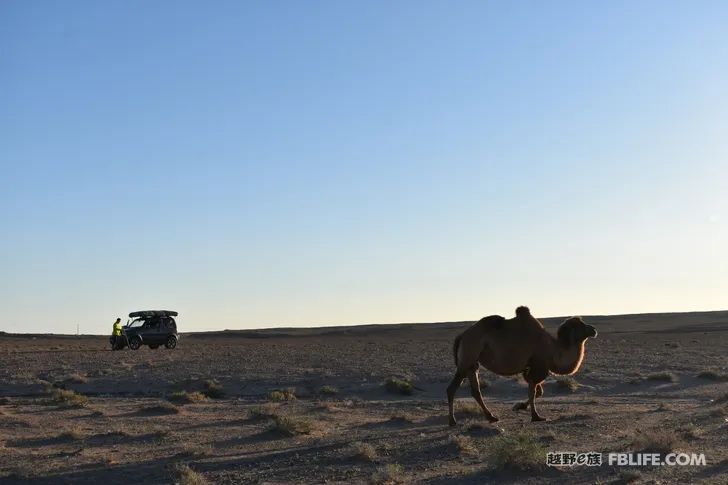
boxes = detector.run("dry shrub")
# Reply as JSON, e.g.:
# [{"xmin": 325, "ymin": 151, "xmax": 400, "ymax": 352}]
[
  {"xmin": 270, "ymin": 415, "xmax": 312, "ymax": 436},
  {"xmin": 384, "ymin": 378, "xmax": 413, "ymax": 395},
  {"xmin": 450, "ymin": 434, "xmax": 478, "ymax": 456},
  {"xmin": 319, "ymin": 385, "xmax": 338, "ymax": 395},
  {"xmin": 646, "ymin": 372, "xmax": 678, "ymax": 383},
  {"xmin": 351, "ymin": 441, "xmax": 377, "ymax": 461},
  {"xmin": 140, "ymin": 402, "xmax": 180, "ymax": 415},
  {"xmin": 202, "ymin": 380, "xmax": 225, "ymax": 399},
  {"xmin": 457, "ymin": 402, "xmax": 483, "ymax": 416},
  {"xmin": 172, "ymin": 463, "xmax": 209, "ymax": 485},
  {"xmin": 488, "ymin": 431, "xmax": 546, "ymax": 471},
  {"xmin": 631, "ymin": 428, "xmax": 682, "ymax": 454},
  {"xmin": 65, "ymin": 373, "xmax": 88, "ymax": 384},
  {"xmin": 50, "ymin": 389, "xmax": 88, "ymax": 408},
  {"xmin": 58, "ymin": 427, "xmax": 85, "ymax": 441},
  {"xmin": 371, "ymin": 463, "xmax": 404, "ymax": 484},
  {"xmin": 177, "ymin": 443, "xmax": 213, "ymax": 458},
  {"xmin": 248, "ymin": 403, "xmax": 280, "ymax": 420},
  {"xmin": 555, "ymin": 376, "xmax": 579, "ymax": 393},
  {"xmin": 168, "ymin": 391, "xmax": 207, "ymax": 404},
  {"xmin": 268, "ymin": 388, "xmax": 296, "ymax": 401},
  {"xmin": 388, "ymin": 413, "xmax": 412, "ymax": 423},
  {"xmin": 697, "ymin": 371, "xmax": 728, "ymax": 382}
]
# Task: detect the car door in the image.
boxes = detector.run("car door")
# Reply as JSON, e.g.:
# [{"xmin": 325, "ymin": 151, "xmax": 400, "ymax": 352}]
[{"xmin": 147, "ymin": 317, "xmax": 163, "ymax": 344}]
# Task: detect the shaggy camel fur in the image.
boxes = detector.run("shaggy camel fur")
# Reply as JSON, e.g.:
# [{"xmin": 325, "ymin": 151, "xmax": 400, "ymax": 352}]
[{"xmin": 447, "ymin": 306, "xmax": 597, "ymax": 425}]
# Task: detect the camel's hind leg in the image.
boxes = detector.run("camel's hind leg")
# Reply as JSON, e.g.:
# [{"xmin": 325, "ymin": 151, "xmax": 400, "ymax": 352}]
[
  {"xmin": 512, "ymin": 383, "xmax": 543, "ymax": 411},
  {"xmin": 446, "ymin": 370, "xmax": 467, "ymax": 426},
  {"xmin": 468, "ymin": 369, "xmax": 499, "ymax": 423}
]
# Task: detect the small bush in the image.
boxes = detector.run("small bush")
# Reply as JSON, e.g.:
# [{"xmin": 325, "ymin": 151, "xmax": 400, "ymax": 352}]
[
  {"xmin": 384, "ymin": 377, "xmax": 414, "ymax": 395},
  {"xmin": 450, "ymin": 434, "xmax": 478, "ymax": 456},
  {"xmin": 248, "ymin": 403, "xmax": 279, "ymax": 420},
  {"xmin": 202, "ymin": 380, "xmax": 225, "ymax": 399},
  {"xmin": 458, "ymin": 402, "xmax": 483, "ymax": 416},
  {"xmin": 176, "ymin": 443, "xmax": 212, "ymax": 458},
  {"xmin": 50, "ymin": 389, "xmax": 88, "ymax": 408},
  {"xmin": 168, "ymin": 391, "xmax": 207, "ymax": 404},
  {"xmin": 646, "ymin": 372, "xmax": 678, "ymax": 383},
  {"xmin": 140, "ymin": 403, "xmax": 180, "ymax": 415},
  {"xmin": 697, "ymin": 371, "xmax": 728, "ymax": 382},
  {"xmin": 555, "ymin": 376, "xmax": 579, "ymax": 393},
  {"xmin": 388, "ymin": 413, "xmax": 412, "ymax": 423},
  {"xmin": 488, "ymin": 431, "xmax": 546, "ymax": 471},
  {"xmin": 319, "ymin": 385, "xmax": 338, "ymax": 395},
  {"xmin": 632, "ymin": 428, "xmax": 682, "ymax": 454},
  {"xmin": 172, "ymin": 463, "xmax": 209, "ymax": 485},
  {"xmin": 58, "ymin": 427, "xmax": 85, "ymax": 441},
  {"xmin": 371, "ymin": 464, "xmax": 404, "ymax": 484},
  {"xmin": 351, "ymin": 441, "xmax": 377, "ymax": 461},
  {"xmin": 268, "ymin": 388, "xmax": 296, "ymax": 401},
  {"xmin": 65, "ymin": 373, "xmax": 88, "ymax": 384},
  {"xmin": 270, "ymin": 415, "xmax": 312, "ymax": 436}
]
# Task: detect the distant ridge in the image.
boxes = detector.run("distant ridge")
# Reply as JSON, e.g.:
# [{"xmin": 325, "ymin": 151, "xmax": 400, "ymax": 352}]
[{"xmin": 4, "ymin": 309, "xmax": 725, "ymax": 338}]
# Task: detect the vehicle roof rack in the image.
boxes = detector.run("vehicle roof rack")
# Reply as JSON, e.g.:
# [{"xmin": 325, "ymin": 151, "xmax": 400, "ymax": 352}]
[{"xmin": 128, "ymin": 310, "xmax": 178, "ymax": 318}]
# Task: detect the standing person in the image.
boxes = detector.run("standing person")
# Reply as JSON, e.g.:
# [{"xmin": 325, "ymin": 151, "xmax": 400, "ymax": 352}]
[{"xmin": 111, "ymin": 318, "xmax": 122, "ymax": 350}]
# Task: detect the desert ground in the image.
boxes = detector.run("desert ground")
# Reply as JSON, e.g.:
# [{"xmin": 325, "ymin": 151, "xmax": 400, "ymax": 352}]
[{"xmin": 0, "ymin": 311, "xmax": 726, "ymax": 484}]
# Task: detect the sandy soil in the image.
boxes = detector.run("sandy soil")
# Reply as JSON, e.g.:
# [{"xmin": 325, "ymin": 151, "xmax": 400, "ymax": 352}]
[{"xmin": 1, "ymin": 311, "xmax": 726, "ymax": 484}]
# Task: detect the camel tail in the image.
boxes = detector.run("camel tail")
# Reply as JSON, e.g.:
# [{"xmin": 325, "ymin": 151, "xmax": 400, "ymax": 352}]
[{"xmin": 453, "ymin": 334, "xmax": 463, "ymax": 367}]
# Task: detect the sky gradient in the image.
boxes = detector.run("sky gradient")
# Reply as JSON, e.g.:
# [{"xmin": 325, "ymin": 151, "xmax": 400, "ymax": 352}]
[{"xmin": 2, "ymin": 1, "xmax": 727, "ymax": 334}]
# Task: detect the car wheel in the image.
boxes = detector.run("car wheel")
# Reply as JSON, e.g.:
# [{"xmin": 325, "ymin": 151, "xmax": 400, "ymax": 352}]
[
  {"xmin": 149, "ymin": 345, "xmax": 159, "ymax": 349},
  {"xmin": 165, "ymin": 335, "xmax": 177, "ymax": 349},
  {"xmin": 129, "ymin": 337, "xmax": 142, "ymax": 350}
]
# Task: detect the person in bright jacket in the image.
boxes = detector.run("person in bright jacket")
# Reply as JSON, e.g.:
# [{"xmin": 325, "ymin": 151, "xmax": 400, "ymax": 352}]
[{"xmin": 111, "ymin": 318, "xmax": 122, "ymax": 349}]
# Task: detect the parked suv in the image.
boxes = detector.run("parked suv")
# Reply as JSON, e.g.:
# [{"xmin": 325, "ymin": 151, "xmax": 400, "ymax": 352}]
[{"xmin": 117, "ymin": 310, "xmax": 179, "ymax": 350}]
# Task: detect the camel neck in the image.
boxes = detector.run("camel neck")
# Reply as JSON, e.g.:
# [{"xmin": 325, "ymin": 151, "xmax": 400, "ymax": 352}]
[{"xmin": 550, "ymin": 340, "xmax": 586, "ymax": 375}]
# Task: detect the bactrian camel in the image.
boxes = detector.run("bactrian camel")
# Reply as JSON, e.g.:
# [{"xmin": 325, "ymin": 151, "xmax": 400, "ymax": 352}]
[{"xmin": 447, "ymin": 306, "xmax": 597, "ymax": 425}]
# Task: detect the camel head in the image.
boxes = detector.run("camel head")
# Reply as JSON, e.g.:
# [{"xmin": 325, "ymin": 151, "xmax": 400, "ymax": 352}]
[{"xmin": 556, "ymin": 317, "xmax": 597, "ymax": 347}]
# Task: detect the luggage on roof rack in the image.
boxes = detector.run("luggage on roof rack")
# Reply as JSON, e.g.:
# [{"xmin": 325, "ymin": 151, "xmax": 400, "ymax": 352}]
[{"xmin": 128, "ymin": 310, "xmax": 178, "ymax": 318}]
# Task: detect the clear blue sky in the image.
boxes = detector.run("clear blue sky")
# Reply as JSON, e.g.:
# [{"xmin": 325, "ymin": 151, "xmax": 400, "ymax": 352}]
[{"xmin": 2, "ymin": 1, "xmax": 727, "ymax": 334}]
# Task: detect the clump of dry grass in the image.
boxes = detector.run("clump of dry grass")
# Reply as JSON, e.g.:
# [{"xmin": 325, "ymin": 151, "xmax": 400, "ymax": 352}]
[
  {"xmin": 457, "ymin": 402, "xmax": 484, "ymax": 416},
  {"xmin": 388, "ymin": 412, "xmax": 413, "ymax": 423},
  {"xmin": 168, "ymin": 391, "xmax": 207, "ymax": 404},
  {"xmin": 176, "ymin": 443, "xmax": 213, "ymax": 458},
  {"xmin": 351, "ymin": 441, "xmax": 377, "ymax": 461},
  {"xmin": 268, "ymin": 388, "xmax": 296, "ymax": 401},
  {"xmin": 202, "ymin": 380, "xmax": 225, "ymax": 399},
  {"xmin": 57, "ymin": 427, "xmax": 85, "ymax": 441},
  {"xmin": 487, "ymin": 431, "xmax": 546, "ymax": 471},
  {"xmin": 172, "ymin": 463, "xmax": 209, "ymax": 485},
  {"xmin": 248, "ymin": 403, "xmax": 280, "ymax": 420},
  {"xmin": 319, "ymin": 385, "xmax": 338, "ymax": 395},
  {"xmin": 371, "ymin": 464, "xmax": 404, "ymax": 484},
  {"xmin": 140, "ymin": 402, "xmax": 181, "ymax": 415},
  {"xmin": 631, "ymin": 428, "xmax": 682, "ymax": 453},
  {"xmin": 270, "ymin": 415, "xmax": 312, "ymax": 436},
  {"xmin": 65, "ymin": 373, "xmax": 88, "ymax": 384},
  {"xmin": 554, "ymin": 376, "xmax": 579, "ymax": 393},
  {"xmin": 646, "ymin": 372, "xmax": 678, "ymax": 383},
  {"xmin": 697, "ymin": 371, "xmax": 728, "ymax": 382},
  {"xmin": 50, "ymin": 388, "xmax": 88, "ymax": 408},
  {"xmin": 384, "ymin": 377, "xmax": 414, "ymax": 395},
  {"xmin": 449, "ymin": 434, "xmax": 478, "ymax": 456}
]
